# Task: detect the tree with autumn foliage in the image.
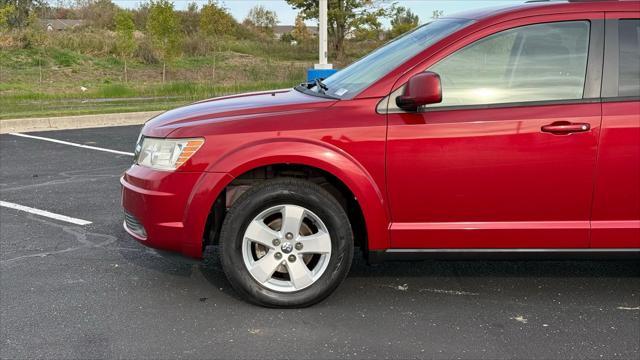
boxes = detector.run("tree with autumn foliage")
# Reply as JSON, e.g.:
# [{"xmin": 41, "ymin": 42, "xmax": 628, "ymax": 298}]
[
  {"xmin": 291, "ymin": 14, "xmax": 311, "ymax": 42},
  {"xmin": 286, "ymin": 0, "xmax": 392, "ymax": 55},
  {"xmin": 199, "ymin": 0, "xmax": 235, "ymax": 37}
]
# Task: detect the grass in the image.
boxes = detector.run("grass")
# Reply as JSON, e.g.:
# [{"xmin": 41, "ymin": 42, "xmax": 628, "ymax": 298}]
[
  {"xmin": 0, "ymin": 49, "xmax": 309, "ymax": 119},
  {"xmin": 0, "ymin": 30, "xmax": 380, "ymax": 119},
  {"xmin": 0, "ymin": 80, "xmax": 298, "ymax": 119},
  {"xmin": 50, "ymin": 48, "xmax": 82, "ymax": 67}
]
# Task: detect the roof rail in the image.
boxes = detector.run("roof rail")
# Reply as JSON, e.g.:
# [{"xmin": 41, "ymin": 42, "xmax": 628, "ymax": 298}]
[{"xmin": 525, "ymin": 0, "xmax": 620, "ymax": 3}]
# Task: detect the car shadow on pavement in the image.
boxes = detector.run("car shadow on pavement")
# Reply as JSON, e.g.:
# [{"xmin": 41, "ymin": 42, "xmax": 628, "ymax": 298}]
[
  {"xmin": 199, "ymin": 247, "xmax": 242, "ymax": 299},
  {"xmin": 115, "ymin": 240, "xmax": 244, "ymax": 300},
  {"xmin": 117, "ymin": 241, "xmax": 639, "ymax": 300},
  {"xmin": 347, "ymin": 250, "xmax": 640, "ymax": 279}
]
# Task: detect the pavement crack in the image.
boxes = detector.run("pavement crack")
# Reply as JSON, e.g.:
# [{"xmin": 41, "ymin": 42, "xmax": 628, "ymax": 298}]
[
  {"xmin": 379, "ymin": 284, "xmax": 480, "ymax": 296},
  {"xmin": 0, "ymin": 214, "xmax": 117, "ymax": 266},
  {"xmin": 418, "ymin": 288, "xmax": 480, "ymax": 296}
]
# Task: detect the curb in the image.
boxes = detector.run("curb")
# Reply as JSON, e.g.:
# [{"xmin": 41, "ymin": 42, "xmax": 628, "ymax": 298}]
[{"xmin": 0, "ymin": 111, "xmax": 163, "ymax": 134}]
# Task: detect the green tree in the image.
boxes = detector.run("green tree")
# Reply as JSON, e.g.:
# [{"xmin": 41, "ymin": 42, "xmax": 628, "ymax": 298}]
[
  {"xmin": 280, "ymin": 32, "xmax": 294, "ymax": 43},
  {"xmin": 0, "ymin": 0, "xmax": 46, "ymax": 28},
  {"xmin": 0, "ymin": 3, "xmax": 16, "ymax": 30},
  {"xmin": 199, "ymin": 1, "xmax": 235, "ymax": 37},
  {"xmin": 115, "ymin": 10, "xmax": 136, "ymax": 82},
  {"xmin": 352, "ymin": 9, "xmax": 383, "ymax": 41},
  {"xmin": 244, "ymin": 4, "xmax": 278, "ymax": 35},
  {"xmin": 22, "ymin": 10, "xmax": 44, "ymax": 48},
  {"xmin": 146, "ymin": 0, "xmax": 181, "ymax": 82},
  {"xmin": 19, "ymin": 10, "xmax": 46, "ymax": 83},
  {"xmin": 390, "ymin": 6, "xmax": 419, "ymax": 39},
  {"xmin": 286, "ymin": 0, "xmax": 391, "ymax": 55},
  {"xmin": 199, "ymin": 1, "xmax": 234, "ymax": 84}
]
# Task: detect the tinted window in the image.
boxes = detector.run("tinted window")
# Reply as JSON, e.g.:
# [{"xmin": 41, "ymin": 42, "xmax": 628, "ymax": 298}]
[
  {"xmin": 316, "ymin": 18, "xmax": 473, "ymax": 98},
  {"xmin": 428, "ymin": 21, "xmax": 590, "ymax": 107},
  {"xmin": 619, "ymin": 19, "xmax": 640, "ymax": 97}
]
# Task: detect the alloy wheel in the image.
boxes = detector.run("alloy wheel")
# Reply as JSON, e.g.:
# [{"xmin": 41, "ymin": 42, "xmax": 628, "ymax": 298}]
[{"xmin": 241, "ymin": 204, "xmax": 332, "ymax": 292}]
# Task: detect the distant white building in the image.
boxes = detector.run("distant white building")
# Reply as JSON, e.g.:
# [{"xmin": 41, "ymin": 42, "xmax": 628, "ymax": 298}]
[
  {"xmin": 273, "ymin": 25, "xmax": 318, "ymax": 39},
  {"xmin": 40, "ymin": 19, "xmax": 84, "ymax": 31}
]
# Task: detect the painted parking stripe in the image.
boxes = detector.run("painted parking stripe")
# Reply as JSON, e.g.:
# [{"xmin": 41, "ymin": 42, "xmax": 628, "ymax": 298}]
[
  {"xmin": 9, "ymin": 133, "xmax": 134, "ymax": 156},
  {"xmin": 0, "ymin": 201, "xmax": 92, "ymax": 226}
]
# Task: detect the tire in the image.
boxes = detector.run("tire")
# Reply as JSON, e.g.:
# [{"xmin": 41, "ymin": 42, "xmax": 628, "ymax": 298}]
[{"xmin": 219, "ymin": 178, "xmax": 354, "ymax": 308}]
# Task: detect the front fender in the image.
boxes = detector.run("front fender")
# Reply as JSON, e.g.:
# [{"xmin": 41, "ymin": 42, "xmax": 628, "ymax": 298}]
[{"xmin": 206, "ymin": 138, "xmax": 390, "ymax": 251}]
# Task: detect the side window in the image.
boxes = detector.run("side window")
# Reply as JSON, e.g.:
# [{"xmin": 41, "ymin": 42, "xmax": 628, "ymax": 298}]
[
  {"xmin": 618, "ymin": 19, "xmax": 640, "ymax": 97},
  {"xmin": 428, "ymin": 21, "xmax": 591, "ymax": 107}
]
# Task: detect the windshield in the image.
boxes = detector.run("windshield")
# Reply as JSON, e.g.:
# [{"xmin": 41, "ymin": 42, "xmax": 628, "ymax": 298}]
[{"xmin": 313, "ymin": 18, "xmax": 473, "ymax": 99}]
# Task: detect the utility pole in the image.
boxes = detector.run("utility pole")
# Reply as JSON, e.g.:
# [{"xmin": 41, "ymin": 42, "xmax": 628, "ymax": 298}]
[
  {"xmin": 307, "ymin": 0, "xmax": 336, "ymax": 81},
  {"xmin": 315, "ymin": 0, "xmax": 332, "ymax": 70}
]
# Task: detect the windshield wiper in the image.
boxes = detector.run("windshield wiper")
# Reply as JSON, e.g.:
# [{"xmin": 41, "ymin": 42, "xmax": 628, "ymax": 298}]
[
  {"xmin": 299, "ymin": 78, "xmax": 329, "ymax": 94},
  {"xmin": 314, "ymin": 78, "xmax": 329, "ymax": 94},
  {"xmin": 294, "ymin": 78, "xmax": 339, "ymax": 99}
]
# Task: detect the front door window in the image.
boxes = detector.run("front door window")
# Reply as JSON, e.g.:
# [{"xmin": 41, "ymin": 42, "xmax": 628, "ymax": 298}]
[{"xmin": 428, "ymin": 21, "xmax": 591, "ymax": 107}]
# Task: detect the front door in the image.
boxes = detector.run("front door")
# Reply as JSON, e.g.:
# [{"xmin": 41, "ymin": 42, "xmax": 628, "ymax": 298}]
[
  {"xmin": 591, "ymin": 15, "xmax": 640, "ymax": 248},
  {"xmin": 386, "ymin": 18, "xmax": 603, "ymax": 249}
]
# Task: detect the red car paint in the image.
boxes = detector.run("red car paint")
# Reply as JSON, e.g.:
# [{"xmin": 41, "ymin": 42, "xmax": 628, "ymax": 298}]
[{"xmin": 122, "ymin": 0, "xmax": 640, "ymax": 259}]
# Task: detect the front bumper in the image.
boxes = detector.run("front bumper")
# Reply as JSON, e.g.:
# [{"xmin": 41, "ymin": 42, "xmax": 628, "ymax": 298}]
[{"xmin": 121, "ymin": 165, "xmax": 231, "ymax": 258}]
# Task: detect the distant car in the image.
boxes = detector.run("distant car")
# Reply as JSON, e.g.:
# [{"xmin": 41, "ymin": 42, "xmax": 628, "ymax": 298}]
[{"xmin": 122, "ymin": 0, "xmax": 640, "ymax": 307}]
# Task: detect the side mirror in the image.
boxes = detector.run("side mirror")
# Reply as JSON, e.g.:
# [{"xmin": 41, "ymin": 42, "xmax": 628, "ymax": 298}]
[{"xmin": 395, "ymin": 71, "xmax": 442, "ymax": 111}]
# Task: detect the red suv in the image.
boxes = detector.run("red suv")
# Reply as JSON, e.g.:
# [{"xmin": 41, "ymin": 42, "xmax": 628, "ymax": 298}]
[{"xmin": 122, "ymin": 0, "xmax": 640, "ymax": 307}]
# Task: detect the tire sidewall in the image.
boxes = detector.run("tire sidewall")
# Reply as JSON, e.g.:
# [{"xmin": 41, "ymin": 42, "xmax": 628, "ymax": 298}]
[{"xmin": 220, "ymin": 179, "xmax": 353, "ymax": 307}]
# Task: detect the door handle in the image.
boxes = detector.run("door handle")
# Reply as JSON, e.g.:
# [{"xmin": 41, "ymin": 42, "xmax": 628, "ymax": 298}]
[{"xmin": 541, "ymin": 121, "xmax": 591, "ymax": 135}]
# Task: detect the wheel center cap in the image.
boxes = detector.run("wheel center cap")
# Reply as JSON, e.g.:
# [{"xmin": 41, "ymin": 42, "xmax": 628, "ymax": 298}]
[{"xmin": 280, "ymin": 242, "xmax": 293, "ymax": 254}]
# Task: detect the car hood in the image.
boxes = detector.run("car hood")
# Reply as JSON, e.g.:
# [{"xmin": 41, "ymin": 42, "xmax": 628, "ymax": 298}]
[{"xmin": 142, "ymin": 88, "xmax": 337, "ymax": 138}]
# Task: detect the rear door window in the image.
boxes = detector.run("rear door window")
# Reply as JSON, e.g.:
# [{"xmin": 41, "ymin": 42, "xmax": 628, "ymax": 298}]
[{"xmin": 618, "ymin": 19, "xmax": 640, "ymax": 97}]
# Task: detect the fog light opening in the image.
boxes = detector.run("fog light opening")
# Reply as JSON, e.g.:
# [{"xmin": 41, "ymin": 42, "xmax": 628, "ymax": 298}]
[{"xmin": 124, "ymin": 212, "xmax": 147, "ymax": 239}]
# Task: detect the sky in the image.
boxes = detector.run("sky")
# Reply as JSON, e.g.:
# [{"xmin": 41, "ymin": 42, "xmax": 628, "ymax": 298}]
[{"xmin": 110, "ymin": 0, "xmax": 525, "ymax": 27}]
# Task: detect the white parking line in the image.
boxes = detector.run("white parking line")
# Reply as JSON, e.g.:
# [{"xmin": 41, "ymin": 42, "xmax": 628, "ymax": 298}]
[
  {"xmin": 9, "ymin": 133, "xmax": 134, "ymax": 156},
  {"xmin": 0, "ymin": 201, "xmax": 92, "ymax": 226}
]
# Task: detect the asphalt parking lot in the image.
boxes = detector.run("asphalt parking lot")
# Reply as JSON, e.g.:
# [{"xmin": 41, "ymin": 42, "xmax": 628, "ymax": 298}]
[{"xmin": 1, "ymin": 125, "xmax": 639, "ymax": 359}]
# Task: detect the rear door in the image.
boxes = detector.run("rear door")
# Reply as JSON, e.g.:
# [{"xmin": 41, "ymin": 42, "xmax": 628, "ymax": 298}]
[
  {"xmin": 386, "ymin": 14, "xmax": 605, "ymax": 249},
  {"xmin": 591, "ymin": 13, "xmax": 640, "ymax": 248}
]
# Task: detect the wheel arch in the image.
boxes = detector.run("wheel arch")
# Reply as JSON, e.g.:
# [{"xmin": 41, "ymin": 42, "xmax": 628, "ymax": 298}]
[{"xmin": 202, "ymin": 139, "xmax": 390, "ymax": 254}]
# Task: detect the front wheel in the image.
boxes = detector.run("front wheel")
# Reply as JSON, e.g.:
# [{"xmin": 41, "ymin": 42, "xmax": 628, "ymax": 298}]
[{"xmin": 219, "ymin": 178, "xmax": 354, "ymax": 308}]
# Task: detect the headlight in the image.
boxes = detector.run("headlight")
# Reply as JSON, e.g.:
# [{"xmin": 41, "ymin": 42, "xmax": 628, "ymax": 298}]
[{"xmin": 135, "ymin": 137, "xmax": 204, "ymax": 171}]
